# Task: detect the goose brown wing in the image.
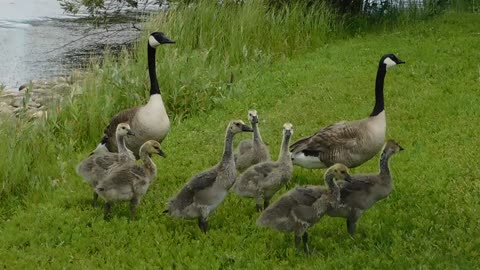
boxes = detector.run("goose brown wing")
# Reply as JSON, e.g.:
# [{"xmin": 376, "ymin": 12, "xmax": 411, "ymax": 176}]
[
  {"xmin": 290, "ymin": 121, "xmax": 360, "ymax": 155},
  {"xmin": 103, "ymin": 107, "xmax": 140, "ymax": 152},
  {"xmin": 339, "ymin": 175, "xmax": 375, "ymax": 198}
]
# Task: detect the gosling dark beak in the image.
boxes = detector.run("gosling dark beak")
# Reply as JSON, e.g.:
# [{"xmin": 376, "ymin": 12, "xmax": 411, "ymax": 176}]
[
  {"xmin": 345, "ymin": 174, "xmax": 352, "ymax": 182},
  {"xmin": 252, "ymin": 116, "xmax": 259, "ymax": 124},
  {"xmin": 127, "ymin": 130, "xmax": 135, "ymax": 136},
  {"xmin": 242, "ymin": 125, "xmax": 254, "ymax": 132},
  {"xmin": 285, "ymin": 130, "xmax": 292, "ymax": 137},
  {"xmin": 158, "ymin": 149, "xmax": 166, "ymax": 158}
]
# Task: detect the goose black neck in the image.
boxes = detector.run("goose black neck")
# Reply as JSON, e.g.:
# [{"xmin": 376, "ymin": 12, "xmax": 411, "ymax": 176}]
[
  {"xmin": 370, "ymin": 63, "xmax": 387, "ymax": 117},
  {"xmin": 148, "ymin": 45, "xmax": 160, "ymax": 96}
]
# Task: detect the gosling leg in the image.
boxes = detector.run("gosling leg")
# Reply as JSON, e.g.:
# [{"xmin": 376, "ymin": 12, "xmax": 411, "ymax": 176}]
[
  {"xmin": 129, "ymin": 197, "xmax": 139, "ymax": 220},
  {"xmin": 294, "ymin": 234, "xmax": 302, "ymax": 253},
  {"xmin": 92, "ymin": 192, "xmax": 99, "ymax": 208},
  {"xmin": 198, "ymin": 217, "xmax": 209, "ymax": 233},
  {"xmin": 263, "ymin": 199, "xmax": 270, "ymax": 210},
  {"xmin": 302, "ymin": 232, "xmax": 310, "ymax": 254},
  {"xmin": 104, "ymin": 202, "xmax": 112, "ymax": 220}
]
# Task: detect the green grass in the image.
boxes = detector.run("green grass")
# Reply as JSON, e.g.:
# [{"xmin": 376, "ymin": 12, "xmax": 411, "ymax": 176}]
[{"xmin": 1, "ymin": 8, "xmax": 480, "ymax": 270}]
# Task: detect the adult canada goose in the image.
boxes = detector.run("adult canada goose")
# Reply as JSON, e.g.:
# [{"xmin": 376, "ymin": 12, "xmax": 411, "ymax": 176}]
[
  {"xmin": 232, "ymin": 123, "xmax": 294, "ymax": 211},
  {"xmin": 96, "ymin": 140, "xmax": 166, "ymax": 220},
  {"xmin": 327, "ymin": 140, "xmax": 403, "ymax": 236},
  {"xmin": 100, "ymin": 32, "xmax": 175, "ymax": 158},
  {"xmin": 234, "ymin": 109, "xmax": 270, "ymax": 172},
  {"xmin": 164, "ymin": 120, "xmax": 253, "ymax": 233},
  {"xmin": 76, "ymin": 123, "xmax": 136, "ymax": 207},
  {"xmin": 290, "ymin": 54, "xmax": 405, "ymax": 169},
  {"xmin": 257, "ymin": 164, "xmax": 351, "ymax": 253}
]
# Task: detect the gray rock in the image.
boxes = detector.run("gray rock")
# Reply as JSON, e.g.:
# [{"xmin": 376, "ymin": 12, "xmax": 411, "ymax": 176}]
[{"xmin": 51, "ymin": 83, "xmax": 71, "ymax": 94}]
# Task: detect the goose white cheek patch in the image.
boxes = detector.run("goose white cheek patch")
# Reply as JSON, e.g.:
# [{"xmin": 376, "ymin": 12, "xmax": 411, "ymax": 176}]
[
  {"xmin": 383, "ymin": 57, "xmax": 397, "ymax": 69},
  {"xmin": 148, "ymin": 36, "xmax": 161, "ymax": 47}
]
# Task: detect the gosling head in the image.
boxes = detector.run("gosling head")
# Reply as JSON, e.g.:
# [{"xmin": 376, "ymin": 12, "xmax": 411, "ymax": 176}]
[
  {"xmin": 325, "ymin": 163, "xmax": 352, "ymax": 182},
  {"xmin": 229, "ymin": 120, "xmax": 253, "ymax": 134},
  {"xmin": 283, "ymin": 123, "xmax": 293, "ymax": 137},
  {"xmin": 148, "ymin": 32, "xmax": 175, "ymax": 48},
  {"xmin": 141, "ymin": 140, "xmax": 166, "ymax": 158},
  {"xmin": 383, "ymin": 139, "xmax": 404, "ymax": 156},
  {"xmin": 116, "ymin": 123, "xmax": 135, "ymax": 137},
  {"xmin": 380, "ymin": 53, "xmax": 405, "ymax": 69},
  {"xmin": 247, "ymin": 109, "xmax": 258, "ymax": 124}
]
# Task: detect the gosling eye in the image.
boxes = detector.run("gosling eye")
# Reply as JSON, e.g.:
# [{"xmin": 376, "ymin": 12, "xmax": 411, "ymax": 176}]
[
  {"xmin": 340, "ymin": 170, "xmax": 346, "ymax": 174},
  {"xmin": 235, "ymin": 123, "xmax": 241, "ymax": 127}
]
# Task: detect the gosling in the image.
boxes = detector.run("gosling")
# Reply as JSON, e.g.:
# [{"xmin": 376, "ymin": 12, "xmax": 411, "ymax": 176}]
[
  {"xmin": 232, "ymin": 123, "xmax": 293, "ymax": 211},
  {"xmin": 327, "ymin": 139, "xmax": 404, "ymax": 236},
  {"xmin": 95, "ymin": 140, "xmax": 165, "ymax": 220},
  {"xmin": 76, "ymin": 123, "xmax": 135, "ymax": 207},
  {"xmin": 164, "ymin": 120, "xmax": 253, "ymax": 232},
  {"xmin": 257, "ymin": 164, "xmax": 351, "ymax": 253},
  {"xmin": 234, "ymin": 109, "xmax": 270, "ymax": 172}
]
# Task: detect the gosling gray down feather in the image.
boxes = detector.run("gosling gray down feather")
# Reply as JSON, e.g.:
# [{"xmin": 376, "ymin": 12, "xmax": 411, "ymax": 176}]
[
  {"xmin": 164, "ymin": 120, "xmax": 253, "ymax": 233},
  {"xmin": 257, "ymin": 164, "xmax": 352, "ymax": 253},
  {"xmin": 232, "ymin": 123, "xmax": 293, "ymax": 212},
  {"xmin": 76, "ymin": 123, "xmax": 136, "ymax": 207},
  {"xmin": 234, "ymin": 110, "xmax": 270, "ymax": 172},
  {"xmin": 101, "ymin": 32, "xmax": 175, "ymax": 159},
  {"xmin": 326, "ymin": 139, "xmax": 403, "ymax": 236},
  {"xmin": 290, "ymin": 54, "xmax": 405, "ymax": 169},
  {"xmin": 95, "ymin": 140, "xmax": 165, "ymax": 220}
]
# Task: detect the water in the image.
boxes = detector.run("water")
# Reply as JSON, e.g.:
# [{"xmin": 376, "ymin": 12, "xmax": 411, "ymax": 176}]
[{"xmin": 0, "ymin": 0, "xmax": 153, "ymax": 89}]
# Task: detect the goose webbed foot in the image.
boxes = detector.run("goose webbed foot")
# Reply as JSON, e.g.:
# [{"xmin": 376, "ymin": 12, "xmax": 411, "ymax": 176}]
[
  {"xmin": 104, "ymin": 202, "xmax": 112, "ymax": 220},
  {"xmin": 198, "ymin": 217, "xmax": 209, "ymax": 233}
]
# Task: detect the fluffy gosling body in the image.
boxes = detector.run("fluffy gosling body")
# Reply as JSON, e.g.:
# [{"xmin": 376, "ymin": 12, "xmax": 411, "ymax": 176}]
[
  {"xmin": 234, "ymin": 110, "xmax": 270, "ymax": 172},
  {"xmin": 96, "ymin": 140, "xmax": 165, "ymax": 220},
  {"xmin": 232, "ymin": 123, "xmax": 294, "ymax": 211},
  {"xmin": 257, "ymin": 164, "xmax": 351, "ymax": 253},
  {"xmin": 290, "ymin": 54, "xmax": 405, "ymax": 169},
  {"xmin": 327, "ymin": 139, "xmax": 404, "ymax": 236},
  {"xmin": 164, "ymin": 120, "xmax": 253, "ymax": 233},
  {"xmin": 76, "ymin": 123, "xmax": 135, "ymax": 207}
]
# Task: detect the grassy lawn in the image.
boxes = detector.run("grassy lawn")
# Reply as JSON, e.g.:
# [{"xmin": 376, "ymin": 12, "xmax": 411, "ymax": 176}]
[{"xmin": 1, "ymin": 11, "xmax": 479, "ymax": 269}]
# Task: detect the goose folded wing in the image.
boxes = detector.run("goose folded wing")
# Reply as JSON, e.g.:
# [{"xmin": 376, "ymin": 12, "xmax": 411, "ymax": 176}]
[
  {"xmin": 291, "ymin": 186, "xmax": 323, "ymax": 205},
  {"xmin": 103, "ymin": 107, "xmax": 139, "ymax": 150},
  {"xmin": 290, "ymin": 121, "xmax": 359, "ymax": 154}
]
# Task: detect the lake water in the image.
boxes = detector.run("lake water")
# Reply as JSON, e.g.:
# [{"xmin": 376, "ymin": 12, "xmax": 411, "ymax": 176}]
[{"xmin": 0, "ymin": 0, "xmax": 153, "ymax": 89}]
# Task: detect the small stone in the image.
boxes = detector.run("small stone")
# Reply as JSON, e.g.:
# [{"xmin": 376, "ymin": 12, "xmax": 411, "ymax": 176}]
[
  {"xmin": 51, "ymin": 83, "xmax": 71, "ymax": 94},
  {"xmin": 28, "ymin": 101, "xmax": 41, "ymax": 108},
  {"xmin": 30, "ymin": 110, "xmax": 45, "ymax": 119},
  {"xmin": 10, "ymin": 98, "xmax": 24, "ymax": 108}
]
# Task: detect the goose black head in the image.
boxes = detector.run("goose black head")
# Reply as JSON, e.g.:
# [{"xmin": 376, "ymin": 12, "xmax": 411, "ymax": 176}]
[
  {"xmin": 380, "ymin": 54, "xmax": 405, "ymax": 69},
  {"xmin": 149, "ymin": 32, "xmax": 175, "ymax": 48}
]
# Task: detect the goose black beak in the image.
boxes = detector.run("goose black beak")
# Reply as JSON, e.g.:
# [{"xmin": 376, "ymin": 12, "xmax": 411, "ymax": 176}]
[
  {"xmin": 162, "ymin": 37, "xmax": 175, "ymax": 44},
  {"xmin": 399, "ymin": 146, "xmax": 405, "ymax": 151},
  {"xmin": 242, "ymin": 125, "xmax": 254, "ymax": 132},
  {"xmin": 345, "ymin": 174, "xmax": 352, "ymax": 182},
  {"xmin": 158, "ymin": 149, "xmax": 166, "ymax": 158},
  {"xmin": 127, "ymin": 130, "xmax": 135, "ymax": 136},
  {"xmin": 397, "ymin": 59, "xmax": 405, "ymax": 64}
]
